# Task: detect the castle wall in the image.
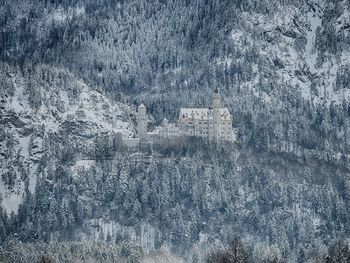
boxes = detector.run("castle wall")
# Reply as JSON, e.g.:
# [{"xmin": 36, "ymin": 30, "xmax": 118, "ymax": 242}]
[{"xmin": 128, "ymin": 91, "xmax": 235, "ymax": 145}]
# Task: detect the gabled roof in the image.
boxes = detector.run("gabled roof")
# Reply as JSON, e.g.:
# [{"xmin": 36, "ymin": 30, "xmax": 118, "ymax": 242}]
[{"xmin": 179, "ymin": 108, "xmax": 231, "ymax": 120}]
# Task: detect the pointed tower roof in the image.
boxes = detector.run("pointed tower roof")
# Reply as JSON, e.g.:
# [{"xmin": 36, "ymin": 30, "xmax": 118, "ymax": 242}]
[
  {"xmin": 214, "ymin": 86, "xmax": 220, "ymax": 94},
  {"xmin": 138, "ymin": 103, "xmax": 146, "ymax": 109}
]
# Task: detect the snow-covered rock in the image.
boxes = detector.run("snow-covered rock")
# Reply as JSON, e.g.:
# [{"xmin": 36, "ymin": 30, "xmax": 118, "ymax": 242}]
[{"xmin": 0, "ymin": 63, "xmax": 135, "ymax": 214}]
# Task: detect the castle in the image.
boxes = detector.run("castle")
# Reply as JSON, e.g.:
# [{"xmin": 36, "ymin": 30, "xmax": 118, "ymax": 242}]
[
  {"xmin": 139, "ymin": 87, "xmax": 233, "ymax": 141},
  {"xmin": 114, "ymin": 88, "xmax": 234, "ymax": 149}
]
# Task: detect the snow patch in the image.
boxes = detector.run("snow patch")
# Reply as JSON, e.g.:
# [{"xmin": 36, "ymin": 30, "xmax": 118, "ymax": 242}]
[
  {"xmin": 0, "ymin": 179, "xmax": 25, "ymax": 214},
  {"xmin": 28, "ymin": 163, "xmax": 38, "ymax": 194},
  {"xmin": 305, "ymin": 10, "xmax": 322, "ymax": 72},
  {"xmin": 18, "ymin": 135, "xmax": 31, "ymax": 158}
]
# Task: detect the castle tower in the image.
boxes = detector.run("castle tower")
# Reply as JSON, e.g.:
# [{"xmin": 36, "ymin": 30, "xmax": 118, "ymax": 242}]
[
  {"xmin": 137, "ymin": 103, "xmax": 147, "ymax": 139},
  {"xmin": 212, "ymin": 87, "xmax": 221, "ymax": 141}
]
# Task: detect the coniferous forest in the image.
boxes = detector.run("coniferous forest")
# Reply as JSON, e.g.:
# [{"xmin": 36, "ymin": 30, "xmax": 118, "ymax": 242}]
[{"xmin": 1, "ymin": 0, "xmax": 350, "ymax": 262}]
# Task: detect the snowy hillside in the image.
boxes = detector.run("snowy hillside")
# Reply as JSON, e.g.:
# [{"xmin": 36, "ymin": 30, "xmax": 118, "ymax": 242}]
[
  {"xmin": 221, "ymin": 0, "xmax": 350, "ymax": 105},
  {"xmin": 1, "ymin": 0, "xmax": 350, "ymax": 262},
  {"xmin": 0, "ymin": 63, "xmax": 135, "ymax": 214}
]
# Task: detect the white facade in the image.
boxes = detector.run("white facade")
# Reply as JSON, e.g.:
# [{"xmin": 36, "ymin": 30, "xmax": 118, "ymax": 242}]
[
  {"xmin": 178, "ymin": 107, "xmax": 233, "ymax": 141},
  {"xmin": 159, "ymin": 118, "xmax": 181, "ymax": 138},
  {"xmin": 159, "ymin": 88, "xmax": 234, "ymax": 142}
]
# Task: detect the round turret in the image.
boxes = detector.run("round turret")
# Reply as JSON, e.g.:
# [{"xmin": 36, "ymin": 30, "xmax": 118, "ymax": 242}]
[
  {"xmin": 214, "ymin": 86, "xmax": 219, "ymax": 94},
  {"xmin": 138, "ymin": 103, "xmax": 146, "ymax": 115},
  {"xmin": 137, "ymin": 103, "xmax": 147, "ymax": 138},
  {"xmin": 212, "ymin": 87, "xmax": 221, "ymax": 109}
]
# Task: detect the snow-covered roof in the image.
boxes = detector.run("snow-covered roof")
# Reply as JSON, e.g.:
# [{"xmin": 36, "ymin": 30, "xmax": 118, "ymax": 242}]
[
  {"xmin": 179, "ymin": 108, "xmax": 231, "ymax": 120},
  {"xmin": 138, "ymin": 103, "xmax": 146, "ymax": 108}
]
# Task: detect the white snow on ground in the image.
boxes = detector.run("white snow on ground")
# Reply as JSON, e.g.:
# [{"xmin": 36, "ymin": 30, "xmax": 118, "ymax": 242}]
[
  {"xmin": 0, "ymin": 178, "xmax": 25, "ymax": 214},
  {"xmin": 8, "ymin": 75, "xmax": 28, "ymax": 113},
  {"xmin": 28, "ymin": 169, "xmax": 37, "ymax": 194},
  {"xmin": 1, "ymin": 192, "xmax": 23, "ymax": 214},
  {"xmin": 305, "ymin": 9, "xmax": 322, "ymax": 72},
  {"xmin": 297, "ymin": 7, "xmax": 323, "ymax": 101},
  {"xmin": 18, "ymin": 135, "xmax": 31, "ymax": 158}
]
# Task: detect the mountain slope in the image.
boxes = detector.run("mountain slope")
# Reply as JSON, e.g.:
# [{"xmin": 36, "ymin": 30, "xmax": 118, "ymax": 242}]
[
  {"xmin": 0, "ymin": 0, "xmax": 350, "ymax": 262},
  {"xmin": 0, "ymin": 63, "xmax": 134, "ymax": 213}
]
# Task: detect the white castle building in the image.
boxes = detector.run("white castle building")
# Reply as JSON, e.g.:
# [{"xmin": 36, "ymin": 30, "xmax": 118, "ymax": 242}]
[{"xmin": 136, "ymin": 87, "xmax": 234, "ymax": 143}]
